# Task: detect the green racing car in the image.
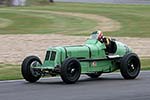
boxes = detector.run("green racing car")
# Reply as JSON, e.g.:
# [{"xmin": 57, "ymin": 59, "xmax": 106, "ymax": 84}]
[{"xmin": 21, "ymin": 31, "xmax": 141, "ymax": 84}]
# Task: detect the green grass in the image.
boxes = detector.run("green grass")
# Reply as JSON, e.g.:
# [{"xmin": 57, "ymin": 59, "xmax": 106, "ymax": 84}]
[
  {"xmin": 141, "ymin": 59, "xmax": 150, "ymax": 70},
  {"xmin": 0, "ymin": 59, "xmax": 150, "ymax": 80},
  {"xmin": 0, "ymin": 9, "xmax": 96, "ymax": 34},
  {"xmin": 0, "ymin": 64, "xmax": 22, "ymax": 80},
  {"xmin": 0, "ymin": 2, "xmax": 150, "ymax": 37}
]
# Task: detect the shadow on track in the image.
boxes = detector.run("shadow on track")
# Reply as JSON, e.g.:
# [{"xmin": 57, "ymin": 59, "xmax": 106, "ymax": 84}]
[{"xmin": 23, "ymin": 76, "xmax": 137, "ymax": 85}]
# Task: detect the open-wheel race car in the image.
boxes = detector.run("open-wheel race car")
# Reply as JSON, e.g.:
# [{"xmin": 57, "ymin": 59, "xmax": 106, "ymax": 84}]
[{"xmin": 21, "ymin": 31, "xmax": 141, "ymax": 84}]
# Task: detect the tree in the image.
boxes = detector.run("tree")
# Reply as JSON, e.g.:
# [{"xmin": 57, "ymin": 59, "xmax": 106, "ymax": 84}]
[
  {"xmin": 49, "ymin": 0, "xmax": 54, "ymax": 3},
  {"xmin": 0, "ymin": 0, "xmax": 5, "ymax": 4},
  {"xmin": 7, "ymin": 0, "xmax": 12, "ymax": 6}
]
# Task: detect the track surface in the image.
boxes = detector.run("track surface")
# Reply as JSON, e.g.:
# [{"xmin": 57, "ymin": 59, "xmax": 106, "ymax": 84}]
[
  {"xmin": 0, "ymin": 71, "xmax": 150, "ymax": 100},
  {"xmin": 55, "ymin": 0, "xmax": 150, "ymax": 4}
]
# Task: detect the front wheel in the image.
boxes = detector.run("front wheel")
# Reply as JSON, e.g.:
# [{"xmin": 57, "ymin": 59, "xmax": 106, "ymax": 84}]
[
  {"xmin": 21, "ymin": 56, "xmax": 42, "ymax": 83},
  {"xmin": 60, "ymin": 58, "xmax": 81, "ymax": 84},
  {"xmin": 120, "ymin": 53, "xmax": 141, "ymax": 79}
]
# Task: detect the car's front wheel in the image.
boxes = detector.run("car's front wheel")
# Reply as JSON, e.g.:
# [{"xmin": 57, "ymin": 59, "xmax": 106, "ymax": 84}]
[
  {"xmin": 21, "ymin": 56, "xmax": 42, "ymax": 83},
  {"xmin": 120, "ymin": 53, "xmax": 141, "ymax": 79}
]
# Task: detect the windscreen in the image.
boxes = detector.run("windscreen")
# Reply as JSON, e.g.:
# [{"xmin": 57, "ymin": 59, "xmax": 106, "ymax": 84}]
[
  {"xmin": 90, "ymin": 33, "xmax": 98, "ymax": 39},
  {"xmin": 50, "ymin": 51, "xmax": 56, "ymax": 61},
  {"xmin": 45, "ymin": 51, "xmax": 51, "ymax": 60}
]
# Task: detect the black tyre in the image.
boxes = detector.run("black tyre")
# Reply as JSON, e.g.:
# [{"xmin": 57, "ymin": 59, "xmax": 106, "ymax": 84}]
[
  {"xmin": 86, "ymin": 72, "xmax": 102, "ymax": 78},
  {"xmin": 120, "ymin": 53, "xmax": 141, "ymax": 79},
  {"xmin": 60, "ymin": 58, "xmax": 81, "ymax": 84},
  {"xmin": 21, "ymin": 56, "xmax": 42, "ymax": 83}
]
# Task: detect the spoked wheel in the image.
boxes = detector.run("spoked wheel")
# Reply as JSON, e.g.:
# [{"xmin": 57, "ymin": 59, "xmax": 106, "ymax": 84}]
[
  {"xmin": 21, "ymin": 56, "xmax": 42, "ymax": 83},
  {"xmin": 120, "ymin": 53, "xmax": 141, "ymax": 79},
  {"xmin": 60, "ymin": 58, "xmax": 81, "ymax": 84},
  {"xmin": 86, "ymin": 72, "xmax": 102, "ymax": 78}
]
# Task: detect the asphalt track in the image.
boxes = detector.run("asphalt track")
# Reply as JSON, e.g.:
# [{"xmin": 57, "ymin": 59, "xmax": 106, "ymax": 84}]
[
  {"xmin": 55, "ymin": 0, "xmax": 150, "ymax": 4},
  {"xmin": 0, "ymin": 71, "xmax": 150, "ymax": 100}
]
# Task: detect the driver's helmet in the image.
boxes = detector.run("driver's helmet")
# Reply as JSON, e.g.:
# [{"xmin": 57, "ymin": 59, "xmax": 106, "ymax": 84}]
[{"xmin": 90, "ymin": 30, "xmax": 103, "ymax": 41}]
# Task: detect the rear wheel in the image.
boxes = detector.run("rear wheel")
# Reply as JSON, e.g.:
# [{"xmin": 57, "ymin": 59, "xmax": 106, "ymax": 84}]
[
  {"xmin": 21, "ymin": 56, "xmax": 42, "ymax": 83},
  {"xmin": 86, "ymin": 72, "xmax": 102, "ymax": 78},
  {"xmin": 120, "ymin": 53, "xmax": 140, "ymax": 79},
  {"xmin": 60, "ymin": 58, "xmax": 81, "ymax": 84}
]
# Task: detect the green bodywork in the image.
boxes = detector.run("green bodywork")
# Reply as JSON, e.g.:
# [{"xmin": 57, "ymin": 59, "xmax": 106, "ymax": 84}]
[{"xmin": 34, "ymin": 38, "xmax": 132, "ymax": 74}]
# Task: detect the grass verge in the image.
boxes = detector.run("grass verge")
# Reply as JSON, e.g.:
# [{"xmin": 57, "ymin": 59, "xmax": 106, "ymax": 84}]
[
  {"xmin": 141, "ymin": 59, "xmax": 150, "ymax": 70},
  {"xmin": 0, "ymin": 64, "xmax": 22, "ymax": 80}
]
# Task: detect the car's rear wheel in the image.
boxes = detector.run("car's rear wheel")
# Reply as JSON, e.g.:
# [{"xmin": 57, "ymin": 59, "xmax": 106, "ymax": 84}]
[
  {"xmin": 120, "ymin": 53, "xmax": 140, "ymax": 79},
  {"xmin": 21, "ymin": 56, "xmax": 42, "ymax": 83},
  {"xmin": 86, "ymin": 72, "xmax": 102, "ymax": 78},
  {"xmin": 60, "ymin": 58, "xmax": 81, "ymax": 84}
]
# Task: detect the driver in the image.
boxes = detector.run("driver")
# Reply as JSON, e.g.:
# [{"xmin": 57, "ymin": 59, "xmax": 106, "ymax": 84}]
[{"xmin": 91, "ymin": 30, "xmax": 111, "ymax": 46}]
